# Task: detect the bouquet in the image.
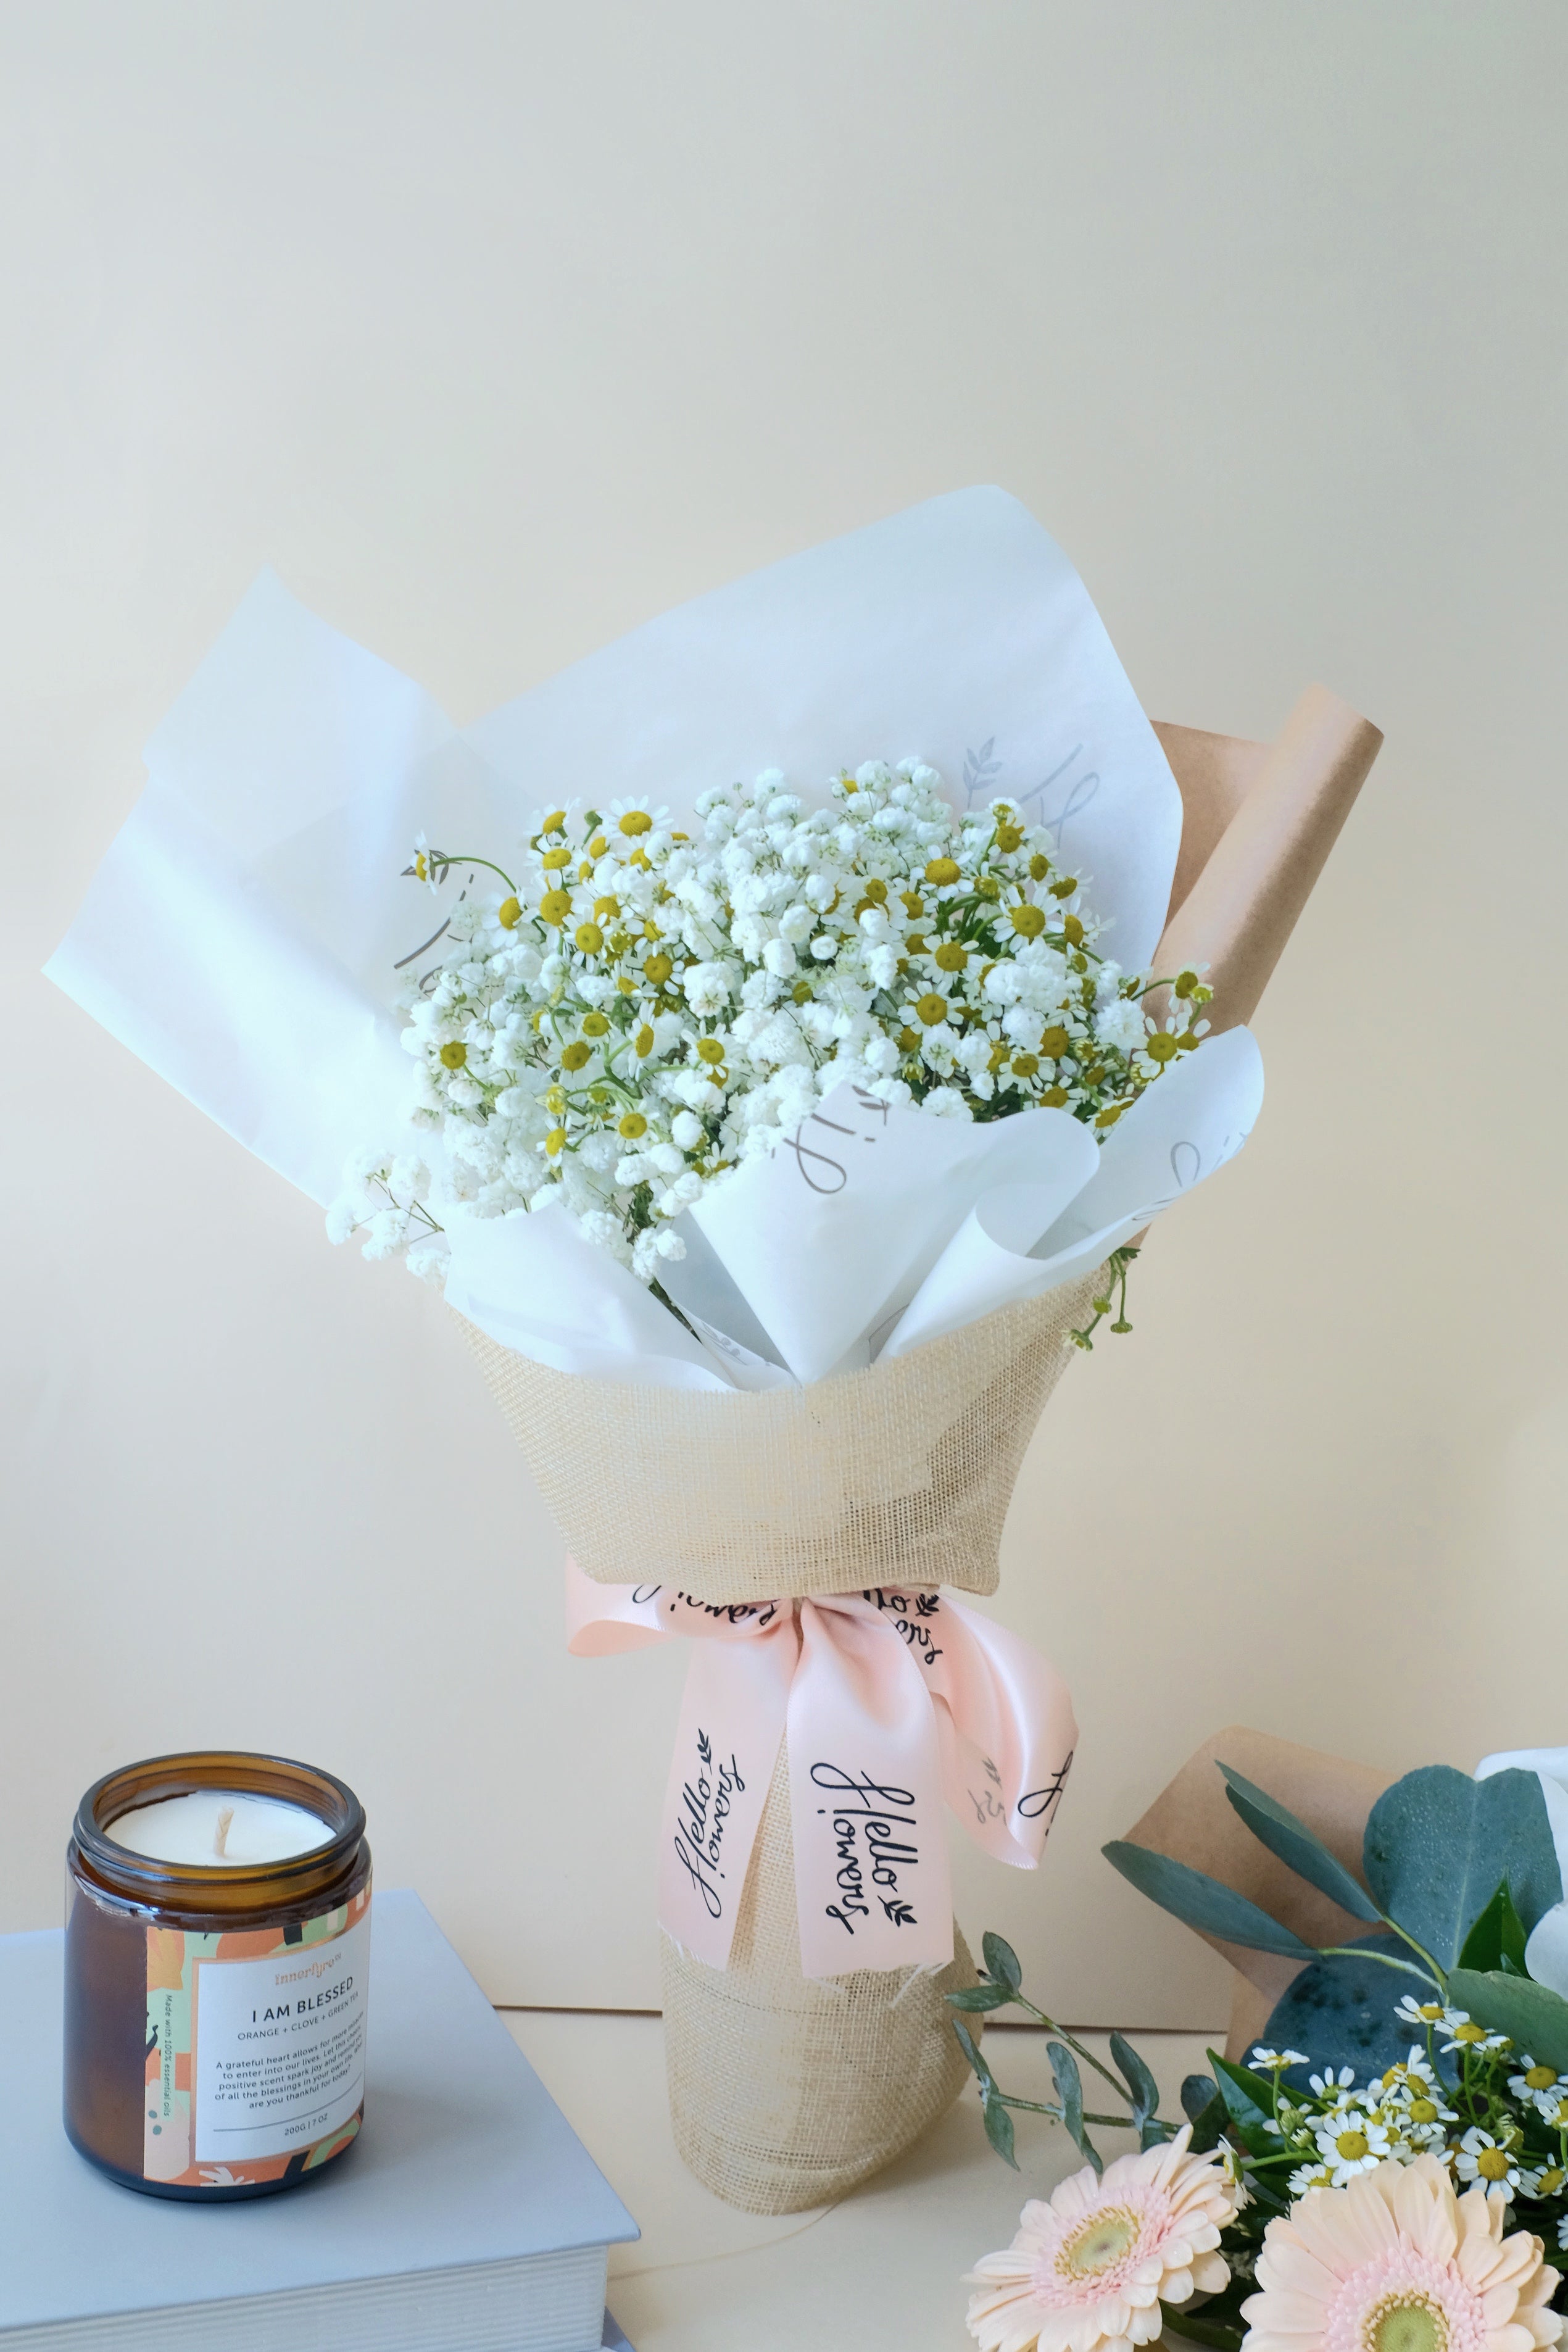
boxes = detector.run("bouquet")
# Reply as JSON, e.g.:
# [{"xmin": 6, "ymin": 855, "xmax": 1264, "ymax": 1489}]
[
  {"xmin": 46, "ymin": 489, "xmax": 1375, "ymax": 2213},
  {"xmin": 956, "ymin": 1743, "xmax": 1568, "ymax": 2351},
  {"xmin": 330, "ymin": 757, "xmax": 1213, "ymax": 1325}
]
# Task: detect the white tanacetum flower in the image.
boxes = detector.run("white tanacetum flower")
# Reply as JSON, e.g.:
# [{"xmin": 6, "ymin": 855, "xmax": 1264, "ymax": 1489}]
[
  {"xmin": 1454, "ymin": 2127, "xmax": 1522, "ymax": 2191},
  {"xmin": 1314, "ymin": 2110, "xmax": 1394, "ymax": 2186},
  {"xmin": 1395, "ymin": 1994, "xmax": 1448, "ymax": 2029},
  {"xmin": 1511, "ymin": 2057, "xmax": 1568, "ymax": 2105},
  {"xmin": 1441, "ymin": 2013, "xmax": 1512, "ymax": 2056},
  {"xmin": 1309, "ymin": 2066, "xmax": 1359, "ymax": 2100},
  {"xmin": 1250, "ymin": 2048, "xmax": 1310, "ymax": 2072}
]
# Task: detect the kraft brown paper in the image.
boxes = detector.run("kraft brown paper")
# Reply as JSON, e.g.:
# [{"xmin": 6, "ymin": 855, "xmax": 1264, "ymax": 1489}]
[
  {"xmin": 1124, "ymin": 1726, "xmax": 1394, "ymax": 2060},
  {"xmin": 466, "ymin": 689, "xmax": 1383, "ymax": 2211}
]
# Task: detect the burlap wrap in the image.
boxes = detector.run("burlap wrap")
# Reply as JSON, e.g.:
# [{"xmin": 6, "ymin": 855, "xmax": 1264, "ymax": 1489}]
[
  {"xmin": 460, "ymin": 1265, "xmax": 1104, "ymax": 2210},
  {"xmin": 461, "ymin": 1263, "xmax": 1105, "ymax": 1603}
]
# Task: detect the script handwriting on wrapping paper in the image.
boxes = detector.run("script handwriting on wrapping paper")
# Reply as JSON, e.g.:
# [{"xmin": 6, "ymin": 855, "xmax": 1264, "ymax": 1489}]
[
  {"xmin": 1016, "ymin": 1750, "xmax": 1074, "ymax": 1829},
  {"xmin": 861, "ymin": 1586, "xmax": 944, "ymax": 1667},
  {"xmin": 811, "ymin": 1764, "xmax": 921, "ymax": 1937},
  {"xmin": 672, "ymin": 1729, "xmax": 746, "ymax": 1922},
  {"xmin": 784, "ymin": 1089, "xmax": 891, "ymax": 1195}
]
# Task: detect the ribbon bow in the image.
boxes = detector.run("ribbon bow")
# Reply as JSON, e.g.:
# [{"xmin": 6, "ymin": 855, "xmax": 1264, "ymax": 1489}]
[{"xmin": 566, "ymin": 1560, "xmax": 1077, "ymax": 1978}]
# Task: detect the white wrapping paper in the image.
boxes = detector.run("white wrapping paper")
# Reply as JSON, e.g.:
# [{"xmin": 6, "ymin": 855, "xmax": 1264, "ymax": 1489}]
[{"xmin": 46, "ymin": 488, "xmax": 1263, "ymax": 1387}]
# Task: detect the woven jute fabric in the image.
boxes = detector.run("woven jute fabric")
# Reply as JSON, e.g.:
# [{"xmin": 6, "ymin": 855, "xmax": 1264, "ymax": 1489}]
[
  {"xmin": 460, "ymin": 1263, "xmax": 1105, "ymax": 1603},
  {"xmin": 660, "ymin": 1742, "xmax": 982, "ymax": 2213}
]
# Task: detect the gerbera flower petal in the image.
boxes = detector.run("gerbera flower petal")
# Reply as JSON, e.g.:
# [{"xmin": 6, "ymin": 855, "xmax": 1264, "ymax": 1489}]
[{"xmin": 963, "ymin": 2128, "xmax": 1239, "ymax": 2352}]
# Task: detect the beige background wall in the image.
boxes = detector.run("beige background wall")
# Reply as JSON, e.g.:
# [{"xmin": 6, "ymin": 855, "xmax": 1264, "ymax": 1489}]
[{"xmin": 4, "ymin": 3, "xmax": 1566, "ymax": 2025}]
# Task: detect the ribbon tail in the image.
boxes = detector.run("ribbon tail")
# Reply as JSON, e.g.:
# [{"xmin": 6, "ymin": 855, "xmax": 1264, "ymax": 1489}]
[
  {"xmin": 786, "ymin": 1600, "xmax": 953, "ymax": 1977},
  {"xmin": 656, "ymin": 1619, "xmax": 795, "ymax": 1968},
  {"xmin": 927, "ymin": 1592, "xmax": 1077, "ymax": 1869}
]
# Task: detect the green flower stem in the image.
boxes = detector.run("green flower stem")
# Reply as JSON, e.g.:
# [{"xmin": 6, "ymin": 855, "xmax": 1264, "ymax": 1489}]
[
  {"xmin": 434, "ymin": 853, "xmax": 519, "ymax": 893},
  {"xmin": 995, "ymin": 2095, "xmax": 1162, "ymax": 2132},
  {"xmin": 1001, "ymin": 1997, "xmax": 1137, "ymax": 2105},
  {"xmin": 1317, "ymin": 1945, "xmax": 1442, "ymax": 1988}
]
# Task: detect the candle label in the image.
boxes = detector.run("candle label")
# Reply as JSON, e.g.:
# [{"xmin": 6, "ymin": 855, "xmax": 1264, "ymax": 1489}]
[{"xmin": 143, "ymin": 1883, "xmax": 371, "ymax": 2188}]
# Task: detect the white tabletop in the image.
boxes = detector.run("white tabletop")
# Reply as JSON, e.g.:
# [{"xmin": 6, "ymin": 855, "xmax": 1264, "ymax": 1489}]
[{"xmin": 504, "ymin": 2009, "xmax": 1216, "ymax": 2351}]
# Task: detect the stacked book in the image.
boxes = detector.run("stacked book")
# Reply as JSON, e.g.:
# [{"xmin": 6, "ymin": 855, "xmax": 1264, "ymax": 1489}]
[{"xmin": 2, "ymin": 1889, "xmax": 637, "ymax": 2351}]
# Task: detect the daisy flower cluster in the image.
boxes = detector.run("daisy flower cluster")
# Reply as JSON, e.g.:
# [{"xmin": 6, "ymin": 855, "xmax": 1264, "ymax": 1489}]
[
  {"xmin": 1247, "ymin": 2009, "xmax": 1568, "ymax": 2246},
  {"xmin": 327, "ymin": 761, "xmax": 1211, "ymax": 1288}
]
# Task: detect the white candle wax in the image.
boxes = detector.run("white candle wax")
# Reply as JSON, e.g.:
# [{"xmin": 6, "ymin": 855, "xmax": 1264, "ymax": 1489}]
[{"xmin": 106, "ymin": 1790, "xmax": 333, "ymax": 1868}]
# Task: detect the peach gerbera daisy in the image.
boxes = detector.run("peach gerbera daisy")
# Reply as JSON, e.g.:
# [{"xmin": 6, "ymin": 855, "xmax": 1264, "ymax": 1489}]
[
  {"xmin": 964, "ymin": 2126, "xmax": 1238, "ymax": 2352},
  {"xmin": 1242, "ymin": 2153, "xmax": 1563, "ymax": 2352}
]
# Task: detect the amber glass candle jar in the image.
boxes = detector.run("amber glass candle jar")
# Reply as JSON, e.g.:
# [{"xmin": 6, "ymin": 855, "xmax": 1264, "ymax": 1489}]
[{"xmin": 65, "ymin": 1750, "xmax": 371, "ymax": 2200}]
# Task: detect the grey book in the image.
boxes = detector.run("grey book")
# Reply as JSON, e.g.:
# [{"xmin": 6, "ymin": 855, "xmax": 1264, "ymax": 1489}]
[{"xmin": 3, "ymin": 1889, "xmax": 639, "ymax": 2351}]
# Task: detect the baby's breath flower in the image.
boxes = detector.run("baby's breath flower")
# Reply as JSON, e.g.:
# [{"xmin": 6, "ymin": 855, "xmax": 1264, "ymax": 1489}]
[{"xmin": 334, "ymin": 761, "xmax": 1209, "ymax": 1283}]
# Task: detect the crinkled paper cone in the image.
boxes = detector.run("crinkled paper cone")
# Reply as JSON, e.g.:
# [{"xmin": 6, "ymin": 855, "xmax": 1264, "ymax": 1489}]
[
  {"xmin": 660, "ymin": 1745, "xmax": 981, "ymax": 2213},
  {"xmin": 460, "ymin": 1265, "xmax": 1105, "ymax": 1604},
  {"xmin": 461, "ymin": 1276, "xmax": 1101, "ymax": 2209},
  {"xmin": 458, "ymin": 689, "xmax": 1384, "ymax": 2207}
]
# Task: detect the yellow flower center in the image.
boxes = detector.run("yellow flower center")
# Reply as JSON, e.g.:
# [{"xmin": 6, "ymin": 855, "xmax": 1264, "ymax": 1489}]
[
  {"xmin": 915, "ymin": 993, "xmax": 947, "ymax": 1026},
  {"xmin": 540, "ymin": 891, "xmax": 571, "ymax": 926},
  {"xmin": 1058, "ymin": 2207, "xmax": 1139, "ymax": 2279},
  {"xmin": 1042, "ymin": 1084, "xmax": 1069, "ymax": 1107},
  {"xmin": 414, "ymin": 851, "xmax": 429, "ymax": 879},
  {"xmin": 560, "ymin": 1041, "xmax": 591, "ymax": 1071},
  {"xmin": 581, "ymin": 1013, "xmax": 609, "ymax": 1037},
  {"xmin": 1452, "ymin": 2023, "xmax": 1486, "ymax": 2045},
  {"xmin": 695, "ymin": 1038, "xmax": 725, "ymax": 1066},
  {"xmin": 1416, "ymin": 2005, "xmax": 1443, "ymax": 2022},
  {"xmin": 1336, "ymin": 2129, "xmax": 1370, "ymax": 2161},
  {"xmin": 589, "ymin": 836, "xmax": 608, "ymax": 858},
  {"xmin": 644, "ymin": 954, "xmax": 674, "ymax": 984},
  {"xmin": 1029, "ymin": 852, "xmax": 1049, "ymax": 880},
  {"xmin": 438, "ymin": 1041, "xmax": 467, "ymax": 1070},
  {"xmin": 1011, "ymin": 1053, "xmax": 1040, "ymax": 1077},
  {"xmin": 497, "ymin": 895, "xmax": 521, "ymax": 928},
  {"xmin": 618, "ymin": 1113, "xmax": 647, "ymax": 1139},
  {"xmin": 1039, "ymin": 1025, "xmax": 1069, "ymax": 1057},
  {"xmin": 1525, "ymin": 2066, "xmax": 1557, "ymax": 2090},
  {"xmin": 1475, "ymin": 2146, "xmax": 1511, "ymax": 2180},
  {"xmin": 544, "ymin": 1128, "xmax": 565, "ymax": 1157},
  {"xmin": 934, "ymin": 942, "xmax": 968, "ymax": 972},
  {"xmin": 994, "ymin": 824, "xmax": 1023, "ymax": 852},
  {"xmin": 575, "ymin": 923, "xmax": 604, "ymax": 954},
  {"xmin": 545, "ymin": 1086, "xmax": 566, "ymax": 1113},
  {"xmin": 1146, "ymin": 1033, "xmax": 1180, "ymax": 1063},
  {"xmin": 634, "ymin": 1025, "xmax": 654, "ymax": 1058},
  {"xmin": 1010, "ymin": 904, "xmax": 1045, "ymax": 939},
  {"xmin": 542, "ymin": 810, "xmax": 566, "ymax": 835},
  {"xmin": 541, "ymin": 846, "xmax": 571, "ymax": 869},
  {"xmin": 1367, "ymin": 2296, "xmax": 1448, "ymax": 2352},
  {"xmin": 618, "ymin": 811, "xmax": 652, "ymax": 836},
  {"xmin": 900, "ymin": 892, "xmax": 924, "ymax": 917},
  {"xmin": 1409, "ymin": 2099, "xmax": 1438, "ymax": 2124},
  {"xmin": 924, "ymin": 857, "xmax": 961, "ymax": 886},
  {"xmin": 1540, "ymin": 2167, "xmax": 1566, "ymax": 2194}
]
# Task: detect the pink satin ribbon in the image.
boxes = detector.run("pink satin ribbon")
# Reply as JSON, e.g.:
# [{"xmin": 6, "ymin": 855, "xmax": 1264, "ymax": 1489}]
[{"xmin": 566, "ymin": 1560, "xmax": 1078, "ymax": 1979}]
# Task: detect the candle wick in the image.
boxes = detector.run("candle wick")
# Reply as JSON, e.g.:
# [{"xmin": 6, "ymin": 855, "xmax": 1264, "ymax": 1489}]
[{"xmin": 214, "ymin": 1805, "xmax": 235, "ymax": 1860}]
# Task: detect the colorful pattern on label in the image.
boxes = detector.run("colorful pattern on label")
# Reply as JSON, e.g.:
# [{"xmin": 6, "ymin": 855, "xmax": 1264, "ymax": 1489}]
[{"xmin": 143, "ymin": 1883, "xmax": 370, "ymax": 2188}]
